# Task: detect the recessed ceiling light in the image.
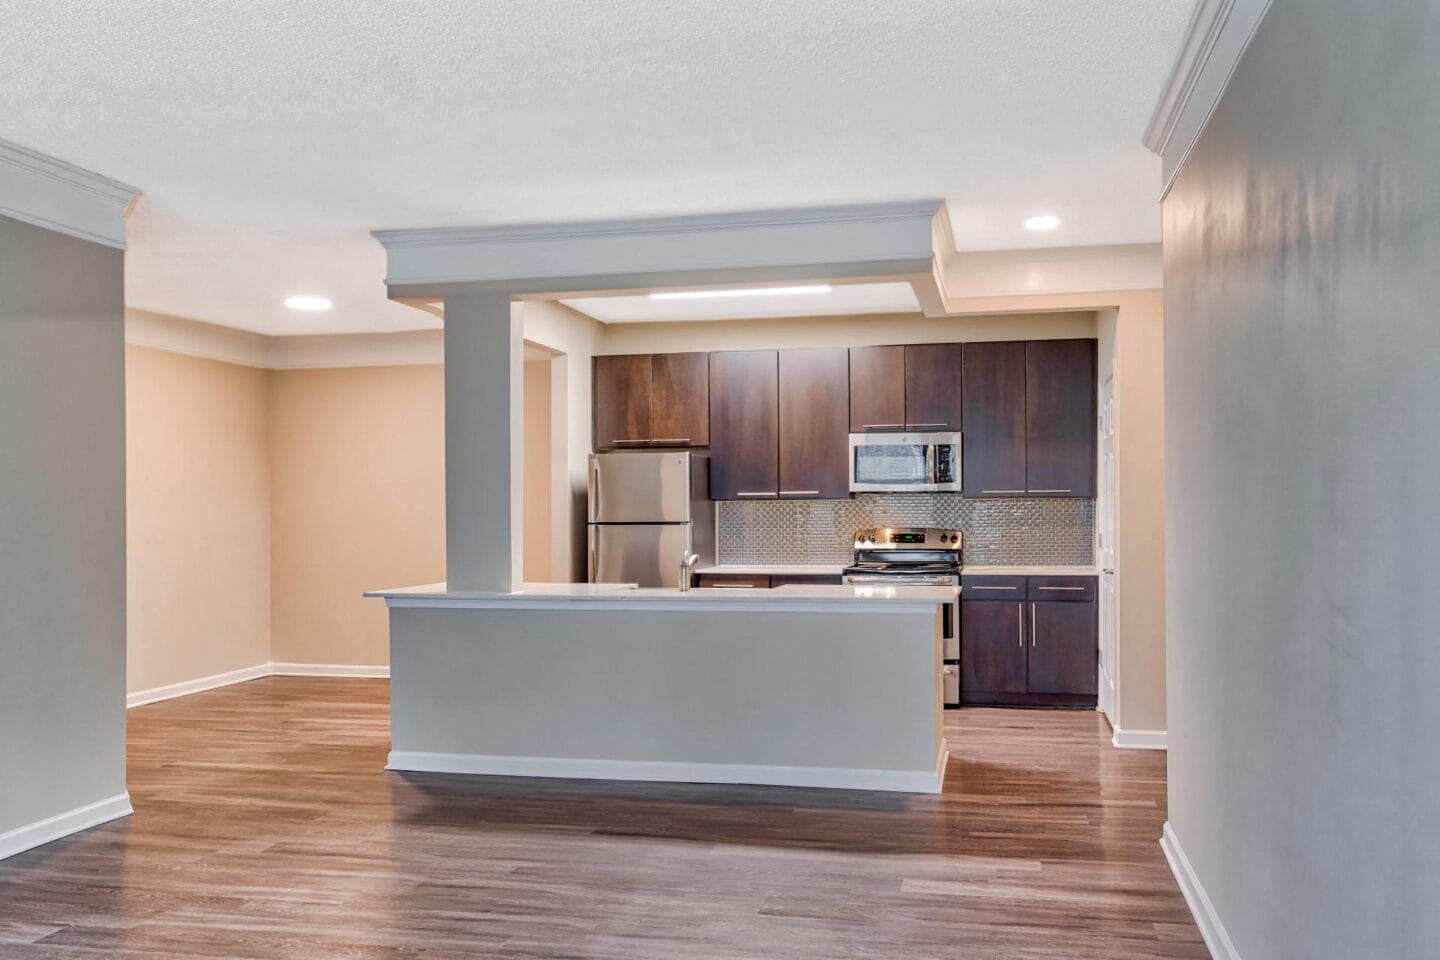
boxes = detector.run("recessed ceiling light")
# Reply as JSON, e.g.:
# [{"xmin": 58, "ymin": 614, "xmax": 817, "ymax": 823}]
[
  {"xmin": 1023, "ymin": 215, "xmax": 1061, "ymax": 232},
  {"xmin": 649, "ymin": 284, "xmax": 832, "ymax": 301},
  {"xmin": 284, "ymin": 295, "xmax": 333, "ymax": 312}
]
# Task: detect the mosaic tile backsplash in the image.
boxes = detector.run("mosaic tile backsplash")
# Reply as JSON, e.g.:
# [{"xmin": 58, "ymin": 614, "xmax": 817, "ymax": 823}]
[{"xmin": 716, "ymin": 494, "xmax": 1094, "ymax": 566}]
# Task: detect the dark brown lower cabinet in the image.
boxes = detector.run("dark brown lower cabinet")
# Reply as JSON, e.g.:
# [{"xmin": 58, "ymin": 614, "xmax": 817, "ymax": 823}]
[
  {"xmin": 961, "ymin": 577, "xmax": 1097, "ymax": 707},
  {"xmin": 1026, "ymin": 601, "xmax": 1098, "ymax": 696},
  {"xmin": 694, "ymin": 572, "xmax": 844, "ymax": 588},
  {"xmin": 960, "ymin": 601, "xmax": 1027, "ymax": 695}
]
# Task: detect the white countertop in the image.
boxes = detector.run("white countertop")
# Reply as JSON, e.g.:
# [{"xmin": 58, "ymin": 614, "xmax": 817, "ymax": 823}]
[
  {"xmin": 366, "ymin": 581, "xmax": 956, "ymax": 613},
  {"xmin": 695, "ymin": 563, "xmax": 845, "ymax": 576},
  {"xmin": 695, "ymin": 563, "xmax": 1100, "ymax": 577},
  {"xmin": 962, "ymin": 565, "xmax": 1099, "ymax": 576}
]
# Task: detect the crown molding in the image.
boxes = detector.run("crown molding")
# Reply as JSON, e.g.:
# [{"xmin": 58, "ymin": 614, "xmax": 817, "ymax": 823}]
[
  {"xmin": 1143, "ymin": 0, "xmax": 1274, "ymax": 198},
  {"xmin": 124, "ymin": 310, "xmax": 444, "ymax": 370},
  {"xmin": 126, "ymin": 310, "xmax": 271, "ymax": 367},
  {"xmin": 373, "ymin": 200, "xmax": 942, "ymax": 293},
  {"xmin": 373, "ymin": 200, "xmax": 943, "ymax": 248},
  {"xmin": 0, "ymin": 138, "xmax": 140, "ymax": 249}
]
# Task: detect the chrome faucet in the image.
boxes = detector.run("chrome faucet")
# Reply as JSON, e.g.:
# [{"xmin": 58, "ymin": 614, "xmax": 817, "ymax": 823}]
[{"xmin": 678, "ymin": 552, "xmax": 700, "ymax": 591}]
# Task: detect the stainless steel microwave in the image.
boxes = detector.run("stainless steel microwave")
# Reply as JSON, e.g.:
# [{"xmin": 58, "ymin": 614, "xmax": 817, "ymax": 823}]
[{"xmin": 848, "ymin": 431, "xmax": 962, "ymax": 492}]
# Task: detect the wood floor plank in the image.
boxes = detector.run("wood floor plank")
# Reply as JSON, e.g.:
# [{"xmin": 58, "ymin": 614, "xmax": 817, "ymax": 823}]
[{"xmin": 0, "ymin": 677, "xmax": 1202, "ymax": 958}]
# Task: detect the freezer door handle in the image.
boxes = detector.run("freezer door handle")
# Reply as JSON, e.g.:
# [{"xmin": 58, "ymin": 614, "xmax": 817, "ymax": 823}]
[{"xmin": 588, "ymin": 458, "xmax": 601, "ymax": 523}]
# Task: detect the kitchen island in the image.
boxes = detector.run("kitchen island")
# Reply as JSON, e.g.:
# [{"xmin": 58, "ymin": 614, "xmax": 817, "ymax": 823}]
[{"xmin": 365, "ymin": 582, "xmax": 953, "ymax": 793}]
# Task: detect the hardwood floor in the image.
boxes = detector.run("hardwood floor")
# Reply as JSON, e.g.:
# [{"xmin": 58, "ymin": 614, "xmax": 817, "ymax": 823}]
[{"xmin": 0, "ymin": 678, "xmax": 1205, "ymax": 958}]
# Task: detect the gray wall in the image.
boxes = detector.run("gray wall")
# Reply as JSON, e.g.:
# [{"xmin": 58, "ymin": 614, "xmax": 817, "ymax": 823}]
[
  {"xmin": 0, "ymin": 216, "xmax": 128, "ymax": 838},
  {"xmin": 1163, "ymin": 2, "xmax": 1439, "ymax": 957},
  {"xmin": 390, "ymin": 605, "xmax": 940, "ymax": 775}
]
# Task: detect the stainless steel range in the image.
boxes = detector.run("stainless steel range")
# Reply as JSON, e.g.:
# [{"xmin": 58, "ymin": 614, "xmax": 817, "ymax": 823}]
[
  {"xmin": 843, "ymin": 527, "xmax": 962, "ymax": 708},
  {"xmin": 842, "ymin": 526, "xmax": 963, "ymax": 586}
]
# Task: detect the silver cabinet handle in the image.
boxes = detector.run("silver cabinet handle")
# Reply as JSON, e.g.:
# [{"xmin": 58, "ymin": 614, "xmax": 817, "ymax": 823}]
[
  {"xmin": 611, "ymin": 439, "xmax": 650, "ymax": 446},
  {"xmin": 1038, "ymin": 586, "xmax": 1086, "ymax": 592},
  {"xmin": 649, "ymin": 438, "xmax": 691, "ymax": 445},
  {"xmin": 1031, "ymin": 603, "xmax": 1037, "ymax": 647},
  {"xmin": 736, "ymin": 491, "xmax": 778, "ymax": 498},
  {"xmin": 1028, "ymin": 488, "xmax": 1073, "ymax": 494},
  {"xmin": 1017, "ymin": 603, "xmax": 1024, "ymax": 649},
  {"xmin": 861, "ymin": 423, "xmax": 904, "ymax": 429},
  {"xmin": 707, "ymin": 582, "xmax": 763, "ymax": 588},
  {"xmin": 969, "ymin": 585, "xmax": 1017, "ymax": 591},
  {"xmin": 907, "ymin": 422, "xmax": 948, "ymax": 428},
  {"xmin": 983, "ymin": 489, "xmax": 1026, "ymax": 494},
  {"xmin": 779, "ymin": 490, "xmax": 821, "ymax": 496}
]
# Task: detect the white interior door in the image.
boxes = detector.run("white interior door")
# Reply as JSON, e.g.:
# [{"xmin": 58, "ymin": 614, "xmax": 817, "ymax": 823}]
[{"xmin": 1097, "ymin": 375, "xmax": 1118, "ymax": 724}]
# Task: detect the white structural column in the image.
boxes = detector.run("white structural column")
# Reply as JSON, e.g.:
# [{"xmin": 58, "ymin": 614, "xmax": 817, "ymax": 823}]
[{"xmin": 443, "ymin": 292, "xmax": 524, "ymax": 591}]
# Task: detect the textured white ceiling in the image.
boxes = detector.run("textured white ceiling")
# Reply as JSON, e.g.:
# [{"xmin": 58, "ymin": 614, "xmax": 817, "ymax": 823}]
[{"xmin": 0, "ymin": 1, "xmax": 1191, "ymax": 336}]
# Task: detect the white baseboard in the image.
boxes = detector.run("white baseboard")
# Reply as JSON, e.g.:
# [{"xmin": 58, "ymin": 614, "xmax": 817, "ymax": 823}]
[
  {"xmin": 1112, "ymin": 727, "xmax": 1168, "ymax": 750},
  {"xmin": 0, "ymin": 792, "xmax": 133, "ymax": 861},
  {"xmin": 269, "ymin": 662, "xmax": 390, "ymax": 679},
  {"xmin": 128, "ymin": 661, "xmax": 390, "ymax": 709},
  {"xmin": 389, "ymin": 742, "xmax": 948, "ymax": 794},
  {"xmin": 126, "ymin": 663, "xmax": 272, "ymax": 708},
  {"xmin": 1161, "ymin": 821, "xmax": 1241, "ymax": 960}
]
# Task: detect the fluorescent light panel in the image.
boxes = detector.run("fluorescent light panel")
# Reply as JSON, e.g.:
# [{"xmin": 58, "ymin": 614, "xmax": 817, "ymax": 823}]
[{"xmin": 649, "ymin": 284, "xmax": 832, "ymax": 301}]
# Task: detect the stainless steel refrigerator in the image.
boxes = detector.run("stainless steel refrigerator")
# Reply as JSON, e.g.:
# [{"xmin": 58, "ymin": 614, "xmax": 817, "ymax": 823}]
[{"xmin": 587, "ymin": 451, "xmax": 713, "ymax": 587}]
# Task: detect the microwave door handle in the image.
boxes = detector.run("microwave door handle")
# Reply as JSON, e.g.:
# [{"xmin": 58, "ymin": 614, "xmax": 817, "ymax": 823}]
[{"xmin": 925, "ymin": 444, "xmax": 936, "ymax": 484}]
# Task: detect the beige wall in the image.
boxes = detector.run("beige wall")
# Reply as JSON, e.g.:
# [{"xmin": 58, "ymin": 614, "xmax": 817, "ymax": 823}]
[
  {"xmin": 523, "ymin": 300, "xmax": 602, "ymax": 581},
  {"xmin": 522, "ymin": 357, "xmax": 553, "ymax": 582},
  {"xmin": 126, "ymin": 346, "xmax": 272, "ymax": 693},
  {"xmin": 1097, "ymin": 293, "xmax": 1167, "ymax": 735},
  {"xmin": 269, "ymin": 365, "xmax": 445, "ymax": 666}
]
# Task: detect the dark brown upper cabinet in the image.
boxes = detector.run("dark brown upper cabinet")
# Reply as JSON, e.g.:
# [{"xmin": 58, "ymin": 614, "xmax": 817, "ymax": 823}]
[
  {"xmin": 1025, "ymin": 339, "xmax": 1096, "ymax": 497},
  {"xmin": 849, "ymin": 345, "xmax": 906, "ymax": 431},
  {"xmin": 650, "ymin": 352, "xmax": 709, "ymax": 446},
  {"xmin": 593, "ymin": 354, "xmax": 651, "ymax": 449},
  {"xmin": 961, "ymin": 341, "xmax": 1027, "ymax": 495},
  {"xmin": 593, "ymin": 352, "xmax": 708, "ymax": 449},
  {"xmin": 709, "ymin": 350, "xmax": 779, "ymax": 499},
  {"xmin": 904, "ymin": 342, "xmax": 963, "ymax": 431},
  {"xmin": 778, "ymin": 348, "xmax": 850, "ymax": 499},
  {"xmin": 849, "ymin": 343, "xmax": 963, "ymax": 433}
]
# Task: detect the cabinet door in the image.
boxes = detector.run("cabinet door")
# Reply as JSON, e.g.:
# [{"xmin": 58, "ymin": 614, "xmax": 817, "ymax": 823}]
[
  {"xmin": 1025, "ymin": 339, "xmax": 1096, "ymax": 496},
  {"xmin": 849, "ymin": 345, "xmax": 905, "ymax": 432},
  {"xmin": 651, "ymin": 352, "xmax": 709, "ymax": 446},
  {"xmin": 709, "ymin": 351, "xmax": 779, "ymax": 500},
  {"xmin": 1026, "ymin": 601, "xmax": 1097, "ymax": 695},
  {"xmin": 961, "ymin": 341, "xmax": 1027, "ymax": 495},
  {"xmin": 960, "ymin": 601, "xmax": 1027, "ymax": 695},
  {"xmin": 593, "ymin": 354, "xmax": 652, "ymax": 448},
  {"xmin": 778, "ymin": 348, "xmax": 850, "ymax": 499},
  {"xmin": 695, "ymin": 573, "xmax": 771, "ymax": 589},
  {"xmin": 904, "ymin": 342, "xmax": 963, "ymax": 431}
]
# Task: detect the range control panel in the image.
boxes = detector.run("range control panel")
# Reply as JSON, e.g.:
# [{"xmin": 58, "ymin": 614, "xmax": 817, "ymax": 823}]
[{"xmin": 852, "ymin": 527, "xmax": 963, "ymax": 549}]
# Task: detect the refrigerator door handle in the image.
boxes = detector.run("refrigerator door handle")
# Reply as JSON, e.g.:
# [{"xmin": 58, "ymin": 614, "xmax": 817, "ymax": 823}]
[{"xmin": 587, "ymin": 525, "xmax": 598, "ymax": 583}]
